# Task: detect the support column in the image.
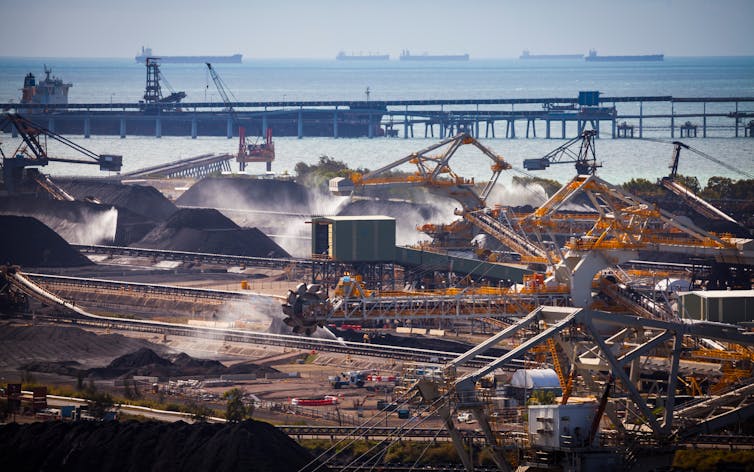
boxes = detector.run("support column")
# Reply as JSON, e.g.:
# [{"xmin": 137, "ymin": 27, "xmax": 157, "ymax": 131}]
[
  {"xmin": 120, "ymin": 118, "xmax": 126, "ymax": 138},
  {"xmin": 735, "ymin": 101, "xmax": 739, "ymax": 137},
  {"xmin": 546, "ymin": 120, "xmax": 551, "ymax": 139},
  {"xmin": 403, "ymin": 105, "xmax": 408, "ymax": 139},
  {"xmin": 226, "ymin": 117, "xmax": 233, "ymax": 139},
  {"xmin": 670, "ymin": 102, "xmax": 675, "ymax": 138},
  {"xmin": 702, "ymin": 102, "xmax": 707, "ymax": 138},
  {"xmin": 611, "ymin": 119, "xmax": 615, "ymax": 139},
  {"xmin": 297, "ymin": 108, "xmax": 303, "ymax": 139},
  {"xmin": 333, "ymin": 109, "xmax": 338, "ymax": 139},
  {"xmin": 84, "ymin": 117, "xmax": 90, "ymax": 138},
  {"xmin": 509, "ymin": 120, "xmax": 515, "ymax": 138},
  {"xmin": 368, "ymin": 113, "xmax": 373, "ymax": 139},
  {"xmin": 639, "ymin": 102, "xmax": 643, "ymax": 138},
  {"xmin": 155, "ymin": 117, "xmax": 162, "ymax": 138},
  {"xmin": 562, "ymin": 120, "xmax": 566, "ymax": 138},
  {"xmin": 47, "ymin": 118, "xmax": 55, "ymax": 133},
  {"xmin": 11, "ymin": 125, "xmax": 18, "ymax": 137},
  {"xmin": 262, "ymin": 114, "xmax": 268, "ymax": 137},
  {"xmin": 191, "ymin": 117, "xmax": 197, "ymax": 139}
]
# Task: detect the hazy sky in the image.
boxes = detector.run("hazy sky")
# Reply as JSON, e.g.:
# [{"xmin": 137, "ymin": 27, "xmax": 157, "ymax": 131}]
[{"xmin": 1, "ymin": 0, "xmax": 753, "ymax": 58}]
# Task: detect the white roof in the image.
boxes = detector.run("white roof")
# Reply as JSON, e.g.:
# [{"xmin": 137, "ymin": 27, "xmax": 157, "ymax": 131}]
[
  {"xmin": 679, "ymin": 290, "xmax": 754, "ymax": 300},
  {"xmin": 510, "ymin": 368, "xmax": 560, "ymax": 389}
]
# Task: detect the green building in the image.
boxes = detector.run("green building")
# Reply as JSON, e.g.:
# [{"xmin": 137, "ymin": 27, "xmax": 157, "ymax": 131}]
[
  {"xmin": 678, "ymin": 290, "xmax": 754, "ymax": 325},
  {"xmin": 311, "ymin": 216, "xmax": 396, "ymax": 262}
]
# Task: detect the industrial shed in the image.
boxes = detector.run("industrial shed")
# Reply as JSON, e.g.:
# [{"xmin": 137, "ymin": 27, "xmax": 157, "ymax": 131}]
[{"xmin": 678, "ymin": 290, "xmax": 754, "ymax": 325}]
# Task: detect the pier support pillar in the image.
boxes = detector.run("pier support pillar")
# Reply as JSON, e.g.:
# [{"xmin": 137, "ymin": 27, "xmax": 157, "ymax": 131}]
[
  {"xmin": 226, "ymin": 118, "xmax": 233, "ymax": 139},
  {"xmin": 84, "ymin": 117, "xmax": 91, "ymax": 138},
  {"xmin": 562, "ymin": 120, "xmax": 566, "ymax": 139},
  {"xmin": 702, "ymin": 102, "xmax": 707, "ymax": 138},
  {"xmin": 11, "ymin": 125, "xmax": 18, "ymax": 138},
  {"xmin": 47, "ymin": 118, "xmax": 55, "ymax": 133},
  {"xmin": 639, "ymin": 102, "xmax": 644, "ymax": 139},
  {"xmin": 297, "ymin": 108, "xmax": 303, "ymax": 139},
  {"xmin": 735, "ymin": 102, "xmax": 739, "ymax": 137},
  {"xmin": 155, "ymin": 118, "xmax": 162, "ymax": 138},
  {"xmin": 191, "ymin": 118, "xmax": 197, "ymax": 139},
  {"xmin": 333, "ymin": 109, "xmax": 338, "ymax": 138},
  {"xmin": 670, "ymin": 103, "xmax": 675, "ymax": 139},
  {"xmin": 262, "ymin": 115, "xmax": 268, "ymax": 137},
  {"xmin": 368, "ymin": 113, "xmax": 374, "ymax": 139},
  {"xmin": 546, "ymin": 120, "xmax": 551, "ymax": 139},
  {"xmin": 440, "ymin": 120, "xmax": 445, "ymax": 139},
  {"xmin": 404, "ymin": 106, "xmax": 409, "ymax": 139},
  {"xmin": 120, "ymin": 118, "xmax": 126, "ymax": 138},
  {"xmin": 507, "ymin": 120, "xmax": 515, "ymax": 139},
  {"xmin": 611, "ymin": 119, "xmax": 616, "ymax": 139}
]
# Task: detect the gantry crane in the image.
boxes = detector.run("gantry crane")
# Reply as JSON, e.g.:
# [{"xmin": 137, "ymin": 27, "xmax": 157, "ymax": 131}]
[
  {"xmin": 205, "ymin": 63, "xmax": 274, "ymax": 172},
  {"xmin": 0, "ymin": 113, "xmax": 122, "ymax": 194}
]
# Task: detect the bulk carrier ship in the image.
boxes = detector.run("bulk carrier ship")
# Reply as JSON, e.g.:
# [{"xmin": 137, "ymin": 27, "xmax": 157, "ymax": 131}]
[
  {"xmin": 336, "ymin": 51, "xmax": 390, "ymax": 60},
  {"xmin": 585, "ymin": 49, "xmax": 663, "ymax": 62},
  {"xmin": 519, "ymin": 50, "xmax": 583, "ymax": 60},
  {"xmin": 399, "ymin": 50, "xmax": 469, "ymax": 61},
  {"xmin": 135, "ymin": 47, "xmax": 242, "ymax": 64}
]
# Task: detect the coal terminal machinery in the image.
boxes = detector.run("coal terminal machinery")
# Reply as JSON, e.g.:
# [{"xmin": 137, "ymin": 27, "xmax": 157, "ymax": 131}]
[{"xmin": 1, "ymin": 129, "xmax": 754, "ymax": 470}]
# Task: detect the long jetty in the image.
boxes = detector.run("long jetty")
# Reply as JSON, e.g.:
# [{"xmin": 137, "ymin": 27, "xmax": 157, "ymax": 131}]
[{"xmin": 3, "ymin": 94, "xmax": 753, "ymax": 139}]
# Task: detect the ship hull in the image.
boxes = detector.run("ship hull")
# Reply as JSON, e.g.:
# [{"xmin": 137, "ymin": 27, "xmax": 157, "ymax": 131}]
[
  {"xmin": 135, "ymin": 54, "xmax": 242, "ymax": 64},
  {"xmin": 400, "ymin": 54, "xmax": 469, "ymax": 61},
  {"xmin": 520, "ymin": 54, "xmax": 583, "ymax": 60},
  {"xmin": 585, "ymin": 54, "xmax": 664, "ymax": 62},
  {"xmin": 336, "ymin": 55, "xmax": 389, "ymax": 61}
]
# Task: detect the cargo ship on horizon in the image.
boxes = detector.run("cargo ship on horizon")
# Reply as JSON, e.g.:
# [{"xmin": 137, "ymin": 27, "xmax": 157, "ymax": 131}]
[
  {"xmin": 519, "ymin": 50, "xmax": 583, "ymax": 60},
  {"xmin": 585, "ymin": 49, "xmax": 663, "ymax": 62},
  {"xmin": 399, "ymin": 50, "xmax": 469, "ymax": 61},
  {"xmin": 135, "ymin": 47, "xmax": 242, "ymax": 64},
  {"xmin": 336, "ymin": 51, "xmax": 390, "ymax": 60}
]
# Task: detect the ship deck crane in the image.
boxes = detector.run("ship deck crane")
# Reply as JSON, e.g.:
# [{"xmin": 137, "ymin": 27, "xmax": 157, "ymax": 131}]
[
  {"xmin": 0, "ymin": 113, "xmax": 122, "ymax": 194},
  {"xmin": 205, "ymin": 63, "xmax": 274, "ymax": 172}
]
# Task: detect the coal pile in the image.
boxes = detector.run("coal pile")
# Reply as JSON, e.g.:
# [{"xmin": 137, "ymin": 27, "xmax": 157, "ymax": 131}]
[
  {"xmin": 82, "ymin": 348, "xmax": 279, "ymax": 379},
  {"xmin": 0, "ymin": 196, "xmax": 122, "ymax": 245},
  {"xmin": 56, "ymin": 178, "xmax": 177, "ymax": 221},
  {"xmin": 176, "ymin": 177, "xmax": 311, "ymax": 212},
  {"xmin": 0, "ymin": 420, "xmax": 327, "ymax": 472},
  {"xmin": 133, "ymin": 208, "xmax": 290, "ymax": 258},
  {"xmin": 0, "ymin": 215, "xmax": 92, "ymax": 267}
]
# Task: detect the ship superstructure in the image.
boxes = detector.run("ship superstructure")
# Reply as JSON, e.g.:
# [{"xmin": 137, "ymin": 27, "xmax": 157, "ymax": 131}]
[{"xmin": 20, "ymin": 66, "xmax": 72, "ymax": 106}]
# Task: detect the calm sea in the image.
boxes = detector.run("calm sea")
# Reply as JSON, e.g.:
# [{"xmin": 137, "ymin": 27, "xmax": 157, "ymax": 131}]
[{"xmin": 1, "ymin": 56, "xmax": 752, "ymax": 186}]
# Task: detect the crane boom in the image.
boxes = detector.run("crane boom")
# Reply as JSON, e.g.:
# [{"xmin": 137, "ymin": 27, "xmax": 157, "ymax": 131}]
[{"xmin": 205, "ymin": 63, "xmax": 274, "ymax": 171}]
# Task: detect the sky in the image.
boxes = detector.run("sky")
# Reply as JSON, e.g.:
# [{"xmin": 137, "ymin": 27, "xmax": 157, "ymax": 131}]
[{"xmin": 1, "ymin": 0, "xmax": 753, "ymax": 58}]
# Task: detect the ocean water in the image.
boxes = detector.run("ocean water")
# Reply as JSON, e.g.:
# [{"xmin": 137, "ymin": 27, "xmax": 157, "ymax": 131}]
[{"xmin": 1, "ymin": 56, "xmax": 752, "ymax": 187}]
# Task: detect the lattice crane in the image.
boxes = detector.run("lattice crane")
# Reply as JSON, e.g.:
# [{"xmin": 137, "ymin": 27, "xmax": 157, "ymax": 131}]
[{"xmin": 205, "ymin": 63, "xmax": 274, "ymax": 172}]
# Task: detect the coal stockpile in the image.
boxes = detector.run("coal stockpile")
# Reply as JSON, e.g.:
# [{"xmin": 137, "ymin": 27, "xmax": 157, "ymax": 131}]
[
  {"xmin": 26, "ymin": 347, "xmax": 280, "ymax": 379},
  {"xmin": 133, "ymin": 208, "xmax": 290, "ymax": 258},
  {"xmin": 176, "ymin": 177, "xmax": 311, "ymax": 212},
  {"xmin": 0, "ymin": 215, "xmax": 92, "ymax": 267},
  {"xmin": 56, "ymin": 178, "xmax": 177, "ymax": 221},
  {"xmin": 0, "ymin": 420, "xmax": 327, "ymax": 472}
]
